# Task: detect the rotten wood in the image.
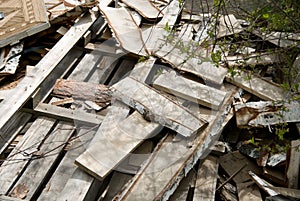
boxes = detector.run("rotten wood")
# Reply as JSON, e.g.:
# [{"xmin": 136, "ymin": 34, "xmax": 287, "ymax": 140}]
[
  {"xmin": 112, "ymin": 76, "xmax": 207, "ymax": 137},
  {"xmin": 53, "ymin": 79, "xmax": 112, "ymax": 107},
  {"xmin": 152, "ymin": 69, "xmax": 227, "ymax": 109},
  {"xmin": 234, "ymin": 101, "xmax": 300, "ymax": 127},
  {"xmin": 121, "ymin": 0, "xmax": 162, "ymax": 20}
]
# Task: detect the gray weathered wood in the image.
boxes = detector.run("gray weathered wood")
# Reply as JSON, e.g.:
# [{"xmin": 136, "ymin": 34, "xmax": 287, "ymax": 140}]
[
  {"xmin": 75, "ymin": 111, "xmax": 161, "ymax": 179},
  {"xmin": 85, "ymin": 41, "xmax": 126, "ymax": 57},
  {"xmin": 0, "ymin": 12, "xmax": 98, "ymax": 134},
  {"xmin": 193, "ymin": 155, "xmax": 219, "ymax": 201},
  {"xmin": 226, "ymin": 70, "xmax": 284, "ymax": 101},
  {"xmin": 112, "ymin": 76, "xmax": 207, "ymax": 137},
  {"xmin": 109, "ymin": 59, "xmax": 135, "ymax": 85},
  {"xmin": 121, "ymin": 0, "xmax": 162, "ymax": 20},
  {"xmin": 234, "ymin": 101, "xmax": 300, "ymax": 127},
  {"xmin": 0, "ymin": 195, "xmax": 28, "ymax": 201},
  {"xmin": 153, "ymin": 70, "xmax": 227, "ymax": 109},
  {"xmin": 0, "ymin": 117, "xmax": 56, "ymax": 195},
  {"xmin": 117, "ymin": 84, "xmax": 239, "ymax": 201},
  {"xmin": 217, "ymin": 14, "xmax": 243, "ymax": 38},
  {"xmin": 287, "ymin": 140, "xmax": 300, "ymax": 189},
  {"xmin": 237, "ymin": 181, "xmax": 262, "ymax": 201},
  {"xmin": 129, "ymin": 57, "xmax": 156, "ymax": 83},
  {"xmin": 9, "ymin": 122, "xmax": 74, "ymax": 200}
]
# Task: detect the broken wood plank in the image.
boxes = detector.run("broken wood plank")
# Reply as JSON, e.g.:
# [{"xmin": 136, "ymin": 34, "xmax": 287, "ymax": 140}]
[
  {"xmin": 0, "ymin": 117, "xmax": 57, "ymax": 195},
  {"xmin": 287, "ymin": 140, "xmax": 300, "ymax": 189},
  {"xmin": 99, "ymin": 6, "xmax": 148, "ymax": 56},
  {"xmin": 116, "ymin": 84, "xmax": 240, "ymax": 201},
  {"xmin": 237, "ymin": 181, "xmax": 262, "ymax": 201},
  {"xmin": 75, "ymin": 111, "xmax": 161, "ymax": 179},
  {"xmin": 121, "ymin": 0, "xmax": 162, "ymax": 20},
  {"xmin": 226, "ymin": 70, "xmax": 284, "ymax": 101},
  {"xmin": 112, "ymin": 76, "xmax": 207, "ymax": 137},
  {"xmin": 193, "ymin": 155, "xmax": 219, "ymax": 201},
  {"xmin": 0, "ymin": 11, "xmax": 98, "ymax": 135},
  {"xmin": 234, "ymin": 101, "xmax": 300, "ymax": 127},
  {"xmin": 152, "ymin": 69, "xmax": 227, "ymax": 109},
  {"xmin": 249, "ymin": 171, "xmax": 278, "ymax": 196},
  {"xmin": 53, "ymin": 79, "xmax": 112, "ymax": 107},
  {"xmin": 9, "ymin": 122, "xmax": 74, "ymax": 200},
  {"xmin": 217, "ymin": 14, "xmax": 243, "ymax": 38},
  {"xmin": 85, "ymin": 41, "xmax": 126, "ymax": 57}
]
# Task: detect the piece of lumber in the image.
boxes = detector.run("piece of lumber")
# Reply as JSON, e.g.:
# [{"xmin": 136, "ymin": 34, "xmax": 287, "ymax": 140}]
[
  {"xmin": 9, "ymin": 122, "xmax": 74, "ymax": 200},
  {"xmin": 234, "ymin": 101, "xmax": 300, "ymax": 127},
  {"xmin": 75, "ymin": 111, "xmax": 161, "ymax": 179},
  {"xmin": 116, "ymin": 84, "xmax": 240, "ymax": 201},
  {"xmin": 0, "ymin": 11, "xmax": 98, "ymax": 135},
  {"xmin": 0, "ymin": 195, "xmax": 28, "ymax": 201},
  {"xmin": 108, "ymin": 59, "xmax": 136, "ymax": 85},
  {"xmin": 237, "ymin": 181, "xmax": 262, "ymax": 201},
  {"xmin": 112, "ymin": 76, "xmax": 207, "ymax": 137},
  {"xmin": 193, "ymin": 155, "xmax": 219, "ymax": 201},
  {"xmin": 219, "ymin": 151, "xmax": 261, "ymax": 184},
  {"xmin": 127, "ymin": 140, "xmax": 154, "ymax": 167},
  {"xmin": 287, "ymin": 140, "xmax": 300, "ymax": 189},
  {"xmin": 129, "ymin": 57, "xmax": 156, "ymax": 83},
  {"xmin": 226, "ymin": 70, "xmax": 284, "ymax": 101},
  {"xmin": 0, "ymin": 117, "xmax": 57, "ymax": 195},
  {"xmin": 217, "ymin": 14, "xmax": 243, "ymax": 38},
  {"xmin": 0, "ymin": 0, "xmax": 50, "ymax": 47},
  {"xmin": 53, "ymin": 79, "xmax": 112, "ymax": 107},
  {"xmin": 153, "ymin": 69, "xmax": 227, "ymax": 109},
  {"xmin": 267, "ymin": 186, "xmax": 300, "ymax": 199},
  {"xmin": 121, "ymin": 0, "xmax": 162, "ymax": 20},
  {"xmin": 0, "ymin": 112, "xmax": 32, "ymax": 154},
  {"xmin": 85, "ymin": 41, "xmax": 125, "ymax": 57},
  {"xmin": 249, "ymin": 171, "xmax": 278, "ymax": 196},
  {"xmin": 99, "ymin": 6, "xmax": 148, "ymax": 56}
]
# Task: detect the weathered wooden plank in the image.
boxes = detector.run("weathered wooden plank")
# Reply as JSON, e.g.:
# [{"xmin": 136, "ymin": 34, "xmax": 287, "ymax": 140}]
[
  {"xmin": 129, "ymin": 57, "xmax": 156, "ymax": 83},
  {"xmin": 109, "ymin": 59, "xmax": 135, "ymax": 85},
  {"xmin": 9, "ymin": 122, "xmax": 74, "ymax": 200},
  {"xmin": 234, "ymin": 101, "xmax": 300, "ymax": 127},
  {"xmin": 0, "ymin": 112, "xmax": 32, "ymax": 154},
  {"xmin": 226, "ymin": 70, "xmax": 284, "ymax": 101},
  {"xmin": 0, "ymin": 12, "xmax": 98, "ymax": 135},
  {"xmin": 287, "ymin": 140, "xmax": 300, "ymax": 189},
  {"xmin": 112, "ymin": 76, "xmax": 207, "ymax": 137},
  {"xmin": 85, "ymin": 41, "xmax": 126, "ymax": 57},
  {"xmin": 117, "ymin": 84, "xmax": 239, "ymax": 201},
  {"xmin": 153, "ymin": 69, "xmax": 227, "ymax": 109},
  {"xmin": 0, "ymin": 195, "xmax": 28, "ymax": 201},
  {"xmin": 193, "ymin": 155, "xmax": 219, "ymax": 201},
  {"xmin": 75, "ymin": 111, "xmax": 161, "ymax": 179},
  {"xmin": 37, "ymin": 127, "xmax": 96, "ymax": 201},
  {"xmin": 217, "ymin": 14, "xmax": 243, "ymax": 38},
  {"xmin": 249, "ymin": 171, "xmax": 278, "ymax": 196},
  {"xmin": 237, "ymin": 181, "xmax": 262, "ymax": 201},
  {"xmin": 53, "ymin": 79, "xmax": 112, "ymax": 107},
  {"xmin": 0, "ymin": 117, "xmax": 56, "ymax": 195},
  {"xmin": 121, "ymin": 0, "xmax": 162, "ymax": 19},
  {"xmin": 99, "ymin": 6, "xmax": 148, "ymax": 56}
]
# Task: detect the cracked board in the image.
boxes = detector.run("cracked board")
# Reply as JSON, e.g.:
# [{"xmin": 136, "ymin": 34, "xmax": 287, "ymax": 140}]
[{"xmin": 0, "ymin": 0, "xmax": 49, "ymax": 47}]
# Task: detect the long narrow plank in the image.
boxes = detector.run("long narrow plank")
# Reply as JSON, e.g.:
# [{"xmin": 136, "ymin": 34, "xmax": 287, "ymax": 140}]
[
  {"xmin": 193, "ymin": 155, "xmax": 219, "ymax": 201},
  {"xmin": 112, "ymin": 76, "xmax": 207, "ymax": 137},
  {"xmin": 287, "ymin": 140, "xmax": 300, "ymax": 189},
  {"xmin": 0, "ymin": 112, "xmax": 32, "ymax": 154},
  {"xmin": 0, "ymin": 117, "xmax": 57, "ymax": 195},
  {"xmin": 226, "ymin": 71, "xmax": 284, "ymax": 101},
  {"xmin": 234, "ymin": 101, "xmax": 300, "ymax": 127},
  {"xmin": 153, "ymin": 70, "xmax": 227, "ymax": 109},
  {"xmin": 75, "ymin": 111, "xmax": 161, "ymax": 180},
  {"xmin": 9, "ymin": 122, "xmax": 75, "ymax": 200},
  {"xmin": 0, "ymin": 11, "xmax": 98, "ymax": 133},
  {"xmin": 121, "ymin": 0, "xmax": 162, "ymax": 19},
  {"xmin": 117, "ymin": 84, "xmax": 239, "ymax": 201},
  {"xmin": 99, "ymin": 6, "xmax": 148, "ymax": 56},
  {"xmin": 37, "ymin": 127, "xmax": 96, "ymax": 201}
]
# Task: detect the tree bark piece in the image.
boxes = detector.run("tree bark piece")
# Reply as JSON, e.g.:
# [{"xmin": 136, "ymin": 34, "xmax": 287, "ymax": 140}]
[
  {"xmin": 112, "ymin": 76, "xmax": 207, "ymax": 137},
  {"xmin": 53, "ymin": 79, "xmax": 112, "ymax": 107}
]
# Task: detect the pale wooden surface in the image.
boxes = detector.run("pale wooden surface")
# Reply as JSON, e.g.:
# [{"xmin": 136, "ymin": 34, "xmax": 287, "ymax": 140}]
[
  {"xmin": 287, "ymin": 140, "xmax": 300, "ymax": 189},
  {"xmin": 129, "ymin": 57, "xmax": 156, "ymax": 83},
  {"xmin": 113, "ymin": 76, "xmax": 207, "ymax": 137},
  {"xmin": 237, "ymin": 181, "xmax": 262, "ymax": 201},
  {"xmin": 226, "ymin": 52, "xmax": 281, "ymax": 67},
  {"xmin": 153, "ymin": 70, "xmax": 226, "ymax": 109},
  {"xmin": 0, "ymin": 0, "xmax": 49, "ymax": 47},
  {"xmin": 193, "ymin": 155, "xmax": 219, "ymax": 201},
  {"xmin": 217, "ymin": 14, "xmax": 243, "ymax": 38},
  {"xmin": 121, "ymin": 0, "xmax": 162, "ymax": 19},
  {"xmin": 226, "ymin": 71, "xmax": 284, "ymax": 101}
]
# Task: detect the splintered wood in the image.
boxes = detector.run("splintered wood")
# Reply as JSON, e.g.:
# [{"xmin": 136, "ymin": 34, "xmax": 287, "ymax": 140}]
[{"xmin": 112, "ymin": 76, "xmax": 207, "ymax": 137}]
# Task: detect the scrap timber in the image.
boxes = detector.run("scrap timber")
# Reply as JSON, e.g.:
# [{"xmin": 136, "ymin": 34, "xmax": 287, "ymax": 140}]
[{"xmin": 0, "ymin": 0, "xmax": 299, "ymax": 201}]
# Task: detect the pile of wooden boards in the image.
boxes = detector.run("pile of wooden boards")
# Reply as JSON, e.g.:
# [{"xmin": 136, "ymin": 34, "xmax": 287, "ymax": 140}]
[{"xmin": 0, "ymin": 0, "xmax": 299, "ymax": 201}]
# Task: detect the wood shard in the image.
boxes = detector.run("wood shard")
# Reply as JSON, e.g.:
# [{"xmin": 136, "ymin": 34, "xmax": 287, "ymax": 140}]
[
  {"xmin": 112, "ymin": 76, "xmax": 207, "ymax": 137},
  {"xmin": 53, "ymin": 79, "xmax": 112, "ymax": 107},
  {"xmin": 121, "ymin": 0, "xmax": 163, "ymax": 20},
  {"xmin": 226, "ymin": 71, "xmax": 284, "ymax": 101},
  {"xmin": 235, "ymin": 101, "xmax": 300, "ymax": 127},
  {"xmin": 153, "ymin": 70, "xmax": 227, "ymax": 109}
]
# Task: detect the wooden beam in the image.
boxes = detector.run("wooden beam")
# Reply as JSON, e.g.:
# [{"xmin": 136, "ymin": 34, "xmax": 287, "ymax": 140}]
[
  {"xmin": 112, "ymin": 76, "xmax": 207, "ymax": 137},
  {"xmin": 153, "ymin": 69, "xmax": 227, "ymax": 109},
  {"xmin": 0, "ymin": 11, "xmax": 98, "ymax": 133}
]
